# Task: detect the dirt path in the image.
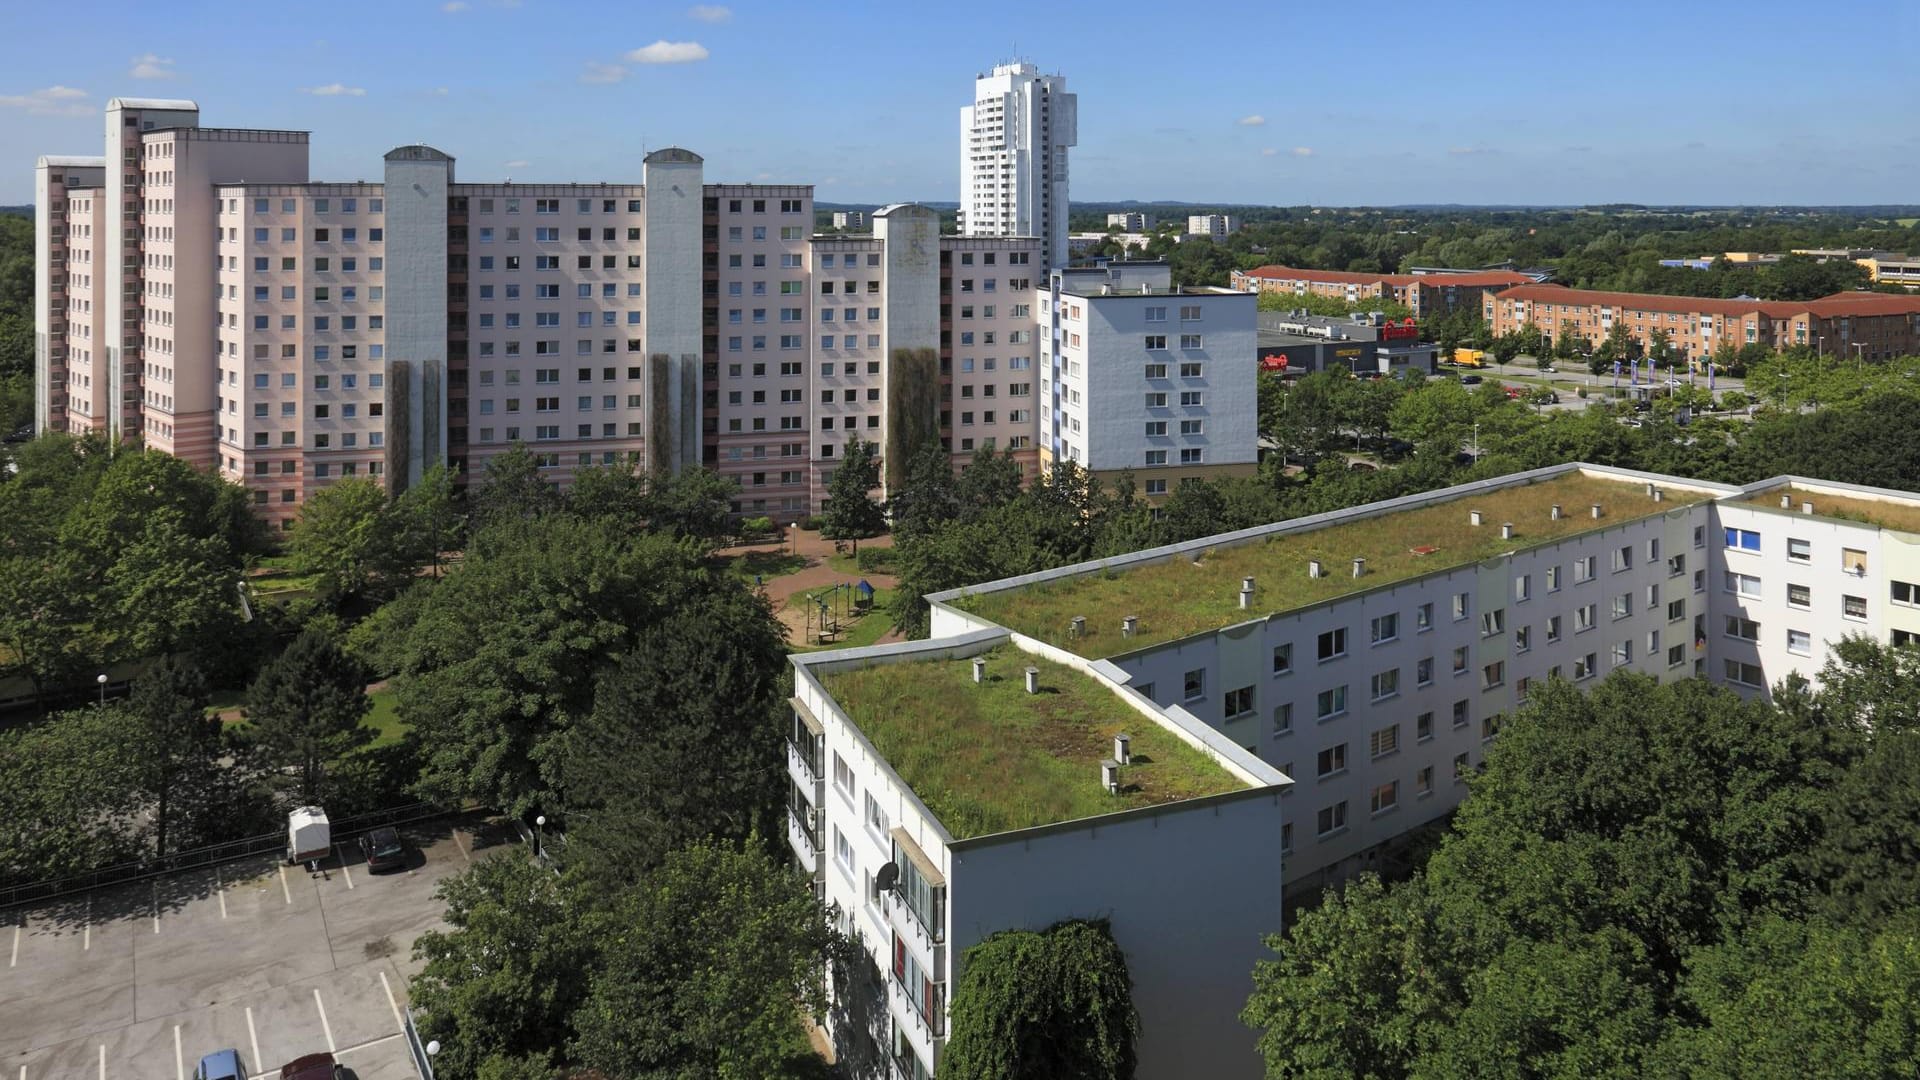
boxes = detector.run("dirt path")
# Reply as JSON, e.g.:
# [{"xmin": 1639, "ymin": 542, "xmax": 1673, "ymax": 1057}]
[{"xmin": 723, "ymin": 529, "xmax": 899, "ymax": 646}]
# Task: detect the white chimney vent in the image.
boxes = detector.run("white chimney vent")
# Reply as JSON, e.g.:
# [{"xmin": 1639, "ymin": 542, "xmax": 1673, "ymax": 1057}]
[
  {"xmin": 1239, "ymin": 586, "xmax": 1254, "ymax": 610},
  {"xmin": 971, "ymin": 657, "xmax": 986, "ymax": 684},
  {"xmin": 1590, "ymin": 504, "xmax": 1604, "ymax": 519},
  {"xmin": 1469, "ymin": 510, "xmax": 1484, "ymax": 526},
  {"xmin": 1781, "ymin": 494, "xmax": 1793, "ymax": 508},
  {"xmin": 1243, "ymin": 576, "xmax": 1256, "ymax": 593},
  {"xmin": 1070, "ymin": 615, "xmax": 1087, "ymax": 638},
  {"xmin": 1646, "ymin": 482, "xmax": 1658, "ymax": 496},
  {"xmin": 1551, "ymin": 504, "xmax": 1563, "ymax": 520},
  {"xmin": 1309, "ymin": 559, "xmax": 1324, "ymax": 578},
  {"xmin": 1653, "ymin": 490, "xmax": 1664, "ymax": 503},
  {"xmin": 1501, "ymin": 522, "xmax": 1515, "ymax": 540},
  {"xmin": 1024, "ymin": 666, "xmax": 1040, "ymax": 694},
  {"xmin": 1101, "ymin": 759, "xmax": 1121, "ymax": 795},
  {"xmin": 1113, "ymin": 733, "xmax": 1132, "ymax": 764},
  {"xmin": 1352, "ymin": 557, "xmax": 1367, "ymax": 577},
  {"xmin": 1122, "ymin": 615, "xmax": 1139, "ymax": 637},
  {"xmin": 1802, "ymin": 501, "xmax": 1814, "ymax": 515}
]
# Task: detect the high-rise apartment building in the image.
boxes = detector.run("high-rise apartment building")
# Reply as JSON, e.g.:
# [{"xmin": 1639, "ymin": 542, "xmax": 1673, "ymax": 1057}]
[
  {"xmin": 1185, "ymin": 213, "xmax": 1237, "ymax": 242},
  {"xmin": 1039, "ymin": 262, "xmax": 1257, "ymax": 498},
  {"xmin": 959, "ymin": 62, "xmax": 1077, "ymax": 271},
  {"xmin": 33, "ymin": 99, "xmax": 1084, "ymax": 526}
]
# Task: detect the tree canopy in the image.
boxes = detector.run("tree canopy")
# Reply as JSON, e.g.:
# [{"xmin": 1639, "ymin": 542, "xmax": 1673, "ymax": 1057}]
[{"xmin": 942, "ymin": 918, "xmax": 1140, "ymax": 1080}]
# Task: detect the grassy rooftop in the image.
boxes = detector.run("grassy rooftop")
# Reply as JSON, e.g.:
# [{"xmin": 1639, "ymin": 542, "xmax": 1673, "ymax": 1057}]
[
  {"xmin": 817, "ymin": 646, "xmax": 1242, "ymax": 840},
  {"xmin": 1741, "ymin": 485, "xmax": 1920, "ymax": 536},
  {"xmin": 956, "ymin": 473, "xmax": 1710, "ymax": 655}
]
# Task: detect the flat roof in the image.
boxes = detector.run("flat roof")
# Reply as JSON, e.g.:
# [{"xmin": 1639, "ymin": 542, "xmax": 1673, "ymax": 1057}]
[
  {"xmin": 1740, "ymin": 483, "xmax": 1920, "ymax": 535},
  {"xmin": 952, "ymin": 472, "xmax": 1714, "ymax": 655},
  {"xmin": 816, "ymin": 645, "xmax": 1243, "ymax": 839}
]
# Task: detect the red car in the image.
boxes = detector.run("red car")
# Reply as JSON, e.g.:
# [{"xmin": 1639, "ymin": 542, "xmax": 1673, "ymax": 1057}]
[{"xmin": 280, "ymin": 1053, "xmax": 343, "ymax": 1080}]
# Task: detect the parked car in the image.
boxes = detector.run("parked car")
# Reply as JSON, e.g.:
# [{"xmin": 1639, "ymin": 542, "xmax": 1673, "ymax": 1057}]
[
  {"xmin": 280, "ymin": 1053, "xmax": 343, "ymax": 1080},
  {"xmin": 358, "ymin": 827, "xmax": 409, "ymax": 873},
  {"xmin": 194, "ymin": 1050, "xmax": 245, "ymax": 1080},
  {"xmin": 1460, "ymin": 374, "xmax": 1483, "ymax": 385}
]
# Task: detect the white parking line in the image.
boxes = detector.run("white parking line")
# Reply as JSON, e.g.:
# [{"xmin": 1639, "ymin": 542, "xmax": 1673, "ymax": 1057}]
[
  {"xmin": 96, "ymin": 1043, "xmax": 103, "ymax": 1080},
  {"xmin": 85, "ymin": 894, "xmax": 93, "ymax": 949},
  {"xmin": 10, "ymin": 921, "xmax": 18, "ymax": 966},
  {"xmin": 338, "ymin": 848, "xmax": 354, "ymax": 890},
  {"xmin": 216, "ymin": 867, "xmax": 227, "ymax": 919},
  {"xmin": 278, "ymin": 864, "xmax": 291, "ymax": 905},
  {"xmin": 174, "ymin": 1023, "xmax": 184, "ymax": 1080},
  {"xmin": 452, "ymin": 829, "xmax": 472, "ymax": 863},
  {"xmin": 378, "ymin": 970, "xmax": 405, "ymax": 1032},
  {"xmin": 334, "ymin": 1032, "xmax": 403, "ymax": 1056},
  {"xmin": 313, "ymin": 987, "xmax": 336, "ymax": 1053},
  {"xmin": 151, "ymin": 880, "xmax": 160, "ymax": 934},
  {"xmin": 246, "ymin": 1005, "xmax": 261, "ymax": 1072}
]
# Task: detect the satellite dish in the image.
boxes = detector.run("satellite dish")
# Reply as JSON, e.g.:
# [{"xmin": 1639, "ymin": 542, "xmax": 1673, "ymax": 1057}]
[{"xmin": 875, "ymin": 861, "xmax": 900, "ymax": 893}]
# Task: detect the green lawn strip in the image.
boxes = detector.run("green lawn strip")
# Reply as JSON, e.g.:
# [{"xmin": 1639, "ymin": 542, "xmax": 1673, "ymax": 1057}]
[
  {"xmin": 818, "ymin": 645, "xmax": 1240, "ymax": 839},
  {"xmin": 217, "ymin": 685, "xmax": 406, "ymax": 751}
]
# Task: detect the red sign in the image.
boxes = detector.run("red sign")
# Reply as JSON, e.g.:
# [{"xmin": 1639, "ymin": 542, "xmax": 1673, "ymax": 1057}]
[
  {"xmin": 1380, "ymin": 323, "xmax": 1419, "ymax": 341},
  {"xmin": 1259, "ymin": 352, "xmax": 1291, "ymax": 372}
]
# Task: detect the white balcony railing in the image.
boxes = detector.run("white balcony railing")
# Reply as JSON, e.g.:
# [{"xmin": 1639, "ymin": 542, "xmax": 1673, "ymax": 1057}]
[{"xmin": 787, "ymin": 805, "xmax": 820, "ymax": 874}]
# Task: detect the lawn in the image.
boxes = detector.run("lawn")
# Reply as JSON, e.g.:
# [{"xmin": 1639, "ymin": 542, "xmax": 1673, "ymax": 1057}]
[
  {"xmin": 1742, "ymin": 484, "xmax": 1920, "ymax": 536},
  {"xmin": 713, "ymin": 547, "xmax": 810, "ymax": 584},
  {"xmin": 217, "ymin": 685, "xmax": 407, "ymax": 749},
  {"xmin": 817, "ymin": 645, "xmax": 1242, "ymax": 839},
  {"xmin": 789, "ymin": 588, "xmax": 896, "ymax": 652},
  {"xmin": 956, "ymin": 473, "xmax": 1711, "ymax": 655}
]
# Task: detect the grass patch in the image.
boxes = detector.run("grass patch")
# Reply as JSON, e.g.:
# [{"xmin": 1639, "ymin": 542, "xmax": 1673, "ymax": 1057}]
[
  {"xmin": 217, "ymin": 685, "xmax": 407, "ymax": 750},
  {"xmin": 957, "ymin": 473, "xmax": 1712, "ymax": 655},
  {"xmin": 715, "ymin": 548, "xmax": 810, "ymax": 583},
  {"xmin": 792, "ymin": 589, "xmax": 896, "ymax": 652},
  {"xmin": 1741, "ymin": 484, "xmax": 1920, "ymax": 536},
  {"xmin": 818, "ymin": 646, "xmax": 1241, "ymax": 839}
]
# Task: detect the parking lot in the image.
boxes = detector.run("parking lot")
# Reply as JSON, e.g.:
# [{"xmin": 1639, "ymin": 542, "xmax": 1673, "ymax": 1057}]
[{"xmin": 1, "ymin": 815, "xmax": 520, "ymax": 1080}]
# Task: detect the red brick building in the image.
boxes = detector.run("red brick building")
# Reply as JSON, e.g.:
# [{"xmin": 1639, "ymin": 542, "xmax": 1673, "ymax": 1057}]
[{"xmin": 1230, "ymin": 266, "xmax": 1533, "ymax": 318}]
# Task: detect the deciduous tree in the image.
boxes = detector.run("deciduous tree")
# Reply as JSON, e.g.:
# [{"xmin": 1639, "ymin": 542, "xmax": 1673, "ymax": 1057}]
[{"xmin": 243, "ymin": 628, "xmax": 372, "ymax": 805}]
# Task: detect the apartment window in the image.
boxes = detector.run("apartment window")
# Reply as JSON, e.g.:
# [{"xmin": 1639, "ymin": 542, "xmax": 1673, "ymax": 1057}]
[
  {"xmin": 1315, "ymin": 685, "xmax": 1348, "ymax": 721},
  {"xmin": 1224, "ymin": 686, "xmax": 1255, "ymax": 720},
  {"xmin": 1272, "ymin": 643, "xmax": 1293, "ymax": 675},
  {"xmin": 1724, "ymin": 527, "xmax": 1761, "ymax": 552},
  {"xmin": 1515, "ymin": 625, "xmax": 1532, "ymax": 653},
  {"xmin": 1453, "ymin": 699, "xmax": 1470, "ymax": 728},
  {"xmin": 1417, "ymin": 711, "xmax": 1435, "ymax": 741},
  {"xmin": 1611, "ymin": 593, "xmax": 1634, "ymax": 620},
  {"xmin": 1415, "ymin": 602, "xmax": 1433, "ymax": 630},
  {"xmin": 1479, "ymin": 608, "xmax": 1505, "ymax": 637},
  {"xmin": 1669, "ymin": 643, "xmax": 1687, "ymax": 667},
  {"xmin": 1481, "ymin": 661, "xmax": 1504, "ymax": 689},
  {"xmin": 1451, "ymin": 646, "xmax": 1470, "ymax": 674},
  {"xmin": 1315, "ymin": 743, "xmax": 1347, "ymax": 777},
  {"xmin": 1451, "ymin": 592, "xmax": 1469, "ymax": 621},
  {"xmin": 1179, "ymin": 420, "xmax": 1204, "ymax": 435},
  {"xmin": 1843, "ymin": 548, "xmax": 1869, "ymax": 577},
  {"xmin": 1546, "ymin": 565, "xmax": 1561, "ymax": 592},
  {"xmin": 1370, "ymin": 781, "xmax": 1399, "ymax": 815},
  {"xmin": 1369, "ymin": 613, "xmax": 1398, "ymax": 644},
  {"xmin": 1724, "ymin": 659, "xmax": 1764, "ymax": 687},
  {"xmin": 1574, "ymin": 556, "xmax": 1596, "ymax": 583},
  {"xmin": 1576, "ymin": 604, "xmax": 1597, "ymax": 633},
  {"xmin": 1144, "ymin": 392, "xmax": 1167, "ymax": 408},
  {"xmin": 1368, "ymin": 724, "xmax": 1399, "ymax": 760},
  {"xmin": 832, "ymin": 752, "xmax": 854, "ymax": 796},
  {"xmin": 1183, "ymin": 668, "xmax": 1205, "ymax": 701},
  {"xmin": 1515, "ymin": 574, "xmax": 1532, "ymax": 602},
  {"xmin": 1611, "ymin": 544, "xmax": 1633, "ymax": 572},
  {"xmin": 1143, "ymin": 363, "xmax": 1167, "ymax": 379},
  {"xmin": 1725, "ymin": 571, "xmax": 1762, "ymax": 598},
  {"xmin": 1670, "ymin": 598, "xmax": 1688, "ymax": 621},
  {"xmin": 1843, "ymin": 595, "xmax": 1868, "ymax": 621},
  {"xmin": 1668, "ymin": 553, "xmax": 1686, "ymax": 577},
  {"xmin": 1893, "ymin": 581, "xmax": 1920, "ymax": 607},
  {"xmin": 1453, "ymin": 753, "xmax": 1471, "ymax": 781},
  {"xmin": 1317, "ymin": 627, "xmax": 1348, "ymax": 661},
  {"xmin": 1272, "ymin": 703, "xmax": 1293, "ymax": 736},
  {"xmin": 1370, "ymin": 668, "xmax": 1399, "ymax": 702},
  {"xmin": 1574, "ymin": 653, "xmax": 1597, "ymax": 681},
  {"xmin": 1787, "ymin": 537, "xmax": 1811, "ymax": 563},
  {"xmin": 1316, "ymin": 801, "xmax": 1347, "ymax": 837},
  {"xmin": 1416, "ymin": 766, "xmax": 1434, "ymax": 797},
  {"xmin": 1416, "ymin": 657, "xmax": 1434, "ymax": 686},
  {"xmin": 1145, "ymin": 421, "xmax": 1167, "ymax": 437},
  {"xmin": 1787, "ymin": 628, "xmax": 1812, "ymax": 656},
  {"xmin": 1144, "ymin": 335, "xmax": 1167, "ymax": 350}
]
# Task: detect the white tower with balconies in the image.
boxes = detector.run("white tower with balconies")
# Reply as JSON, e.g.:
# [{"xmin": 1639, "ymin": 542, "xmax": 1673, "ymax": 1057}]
[{"xmin": 959, "ymin": 62, "xmax": 1076, "ymax": 271}]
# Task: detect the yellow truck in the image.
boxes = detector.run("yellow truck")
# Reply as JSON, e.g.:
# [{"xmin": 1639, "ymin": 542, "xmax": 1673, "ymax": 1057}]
[{"xmin": 1451, "ymin": 348, "xmax": 1488, "ymax": 368}]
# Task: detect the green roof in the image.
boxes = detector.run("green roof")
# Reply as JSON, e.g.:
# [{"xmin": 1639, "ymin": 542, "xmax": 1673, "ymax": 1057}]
[
  {"xmin": 1741, "ymin": 485, "xmax": 1920, "ymax": 536},
  {"xmin": 955, "ymin": 473, "xmax": 1712, "ymax": 655},
  {"xmin": 817, "ymin": 646, "xmax": 1243, "ymax": 840}
]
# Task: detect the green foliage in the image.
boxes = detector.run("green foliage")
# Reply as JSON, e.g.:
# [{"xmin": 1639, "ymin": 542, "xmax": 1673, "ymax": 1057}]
[
  {"xmin": 288, "ymin": 478, "xmax": 414, "ymax": 609},
  {"xmin": 242, "ymin": 628, "xmax": 372, "ymax": 805},
  {"xmin": 411, "ymin": 854, "xmax": 598, "ymax": 1080},
  {"xmin": 1256, "ymin": 290, "xmax": 1414, "ymax": 321},
  {"xmin": 557, "ymin": 587, "xmax": 788, "ymax": 893},
  {"xmin": 126, "ymin": 657, "xmax": 223, "ymax": 857},
  {"xmin": 853, "ymin": 545, "xmax": 896, "ymax": 573},
  {"xmin": 943, "ymin": 918, "xmax": 1140, "ymax": 1080},
  {"xmin": 569, "ymin": 840, "xmax": 838, "ymax": 1080},
  {"xmin": 0, "ymin": 704, "xmax": 146, "ymax": 884},
  {"xmin": 470, "ymin": 443, "xmax": 563, "ymax": 528},
  {"xmin": 638, "ymin": 464, "xmax": 739, "ymax": 546},
  {"xmin": 820, "ymin": 436, "xmax": 888, "ymax": 545}
]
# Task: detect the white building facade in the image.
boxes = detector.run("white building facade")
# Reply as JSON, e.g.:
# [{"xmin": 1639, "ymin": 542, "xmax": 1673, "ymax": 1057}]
[
  {"xmin": 959, "ymin": 62, "xmax": 1077, "ymax": 271},
  {"xmin": 1186, "ymin": 214, "xmax": 1238, "ymax": 242}
]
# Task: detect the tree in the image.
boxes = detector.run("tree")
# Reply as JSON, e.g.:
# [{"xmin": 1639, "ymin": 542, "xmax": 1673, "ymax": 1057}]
[
  {"xmin": 288, "ymin": 478, "xmax": 410, "ymax": 608},
  {"xmin": 954, "ymin": 444, "xmax": 1026, "ymax": 514},
  {"xmin": 470, "ymin": 444, "xmax": 562, "ymax": 528},
  {"xmin": 942, "ymin": 918, "xmax": 1140, "ymax": 1080},
  {"xmin": 243, "ymin": 628, "xmax": 372, "ymax": 806},
  {"xmin": 821, "ymin": 436, "xmax": 887, "ymax": 551},
  {"xmin": 558, "ymin": 588, "xmax": 788, "ymax": 893},
  {"xmin": 0, "ymin": 704, "xmax": 144, "ymax": 884},
  {"xmin": 1648, "ymin": 327, "xmax": 1675, "ymax": 368},
  {"xmin": 410, "ymin": 854, "xmax": 598, "ymax": 1080},
  {"xmin": 0, "ymin": 550, "xmax": 101, "ymax": 702},
  {"xmin": 127, "ymin": 657, "xmax": 221, "ymax": 858},
  {"xmin": 640, "ymin": 465, "xmax": 738, "ymax": 546},
  {"xmin": 105, "ymin": 511, "xmax": 239, "ymax": 661},
  {"xmin": 889, "ymin": 440, "xmax": 961, "ymax": 540},
  {"xmin": 565, "ymin": 462, "xmax": 650, "ymax": 526},
  {"xmin": 387, "ymin": 463, "xmax": 463, "ymax": 579},
  {"xmin": 570, "ymin": 841, "xmax": 837, "ymax": 1080}
]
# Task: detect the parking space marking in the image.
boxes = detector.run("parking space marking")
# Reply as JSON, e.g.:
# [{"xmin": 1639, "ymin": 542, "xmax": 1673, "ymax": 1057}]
[
  {"xmin": 338, "ymin": 846, "xmax": 354, "ymax": 891},
  {"xmin": 278, "ymin": 864, "xmax": 291, "ymax": 904},
  {"xmin": 378, "ymin": 970, "xmax": 405, "ymax": 1032},
  {"xmin": 246, "ymin": 1005, "xmax": 261, "ymax": 1072},
  {"xmin": 217, "ymin": 867, "xmax": 228, "ymax": 919},
  {"xmin": 452, "ymin": 829, "xmax": 472, "ymax": 863},
  {"xmin": 86, "ymin": 894, "xmax": 93, "ymax": 949},
  {"xmin": 174, "ymin": 1023, "xmax": 184, "ymax": 1080},
  {"xmin": 152, "ymin": 880, "xmax": 161, "ymax": 934},
  {"xmin": 335, "ymin": 1032, "xmax": 403, "ymax": 1056},
  {"xmin": 14, "ymin": 918, "xmax": 23, "ymax": 966},
  {"xmin": 96, "ymin": 1043, "xmax": 103, "ymax": 1080},
  {"xmin": 314, "ymin": 987, "xmax": 337, "ymax": 1053}
]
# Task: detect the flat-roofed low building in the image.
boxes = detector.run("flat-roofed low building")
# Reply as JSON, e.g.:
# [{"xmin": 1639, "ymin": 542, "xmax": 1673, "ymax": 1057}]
[
  {"xmin": 1257, "ymin": 310, "xmax": 1435, "ymax": 377},
  {"xmin": 1485, "ymin": 284, "xmax": 1920, "ymax": 362},
  {"xmin": 1231, "ymin": 265, "xmax": 1533, "ymax": 318},
  {"xmin": 790, "ymin": 634, "xmax": 1286, "ymax": 1079}
]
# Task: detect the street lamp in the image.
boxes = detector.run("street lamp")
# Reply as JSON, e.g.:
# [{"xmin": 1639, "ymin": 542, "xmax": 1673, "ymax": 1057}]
[
  {"xmin": 788, "ymin": 522, "xmax": 799, "ymax": 556},
  {"xmin": 96, "ymin": 672, "xmax": 108, "ymax": 708},
  {"xmin": 534, "ymin": 815, "xmax": 546, "ymax": 859},
  {"xmin": 1852, "ymin": 341, "xmax": 1867, "ymax": 368}
]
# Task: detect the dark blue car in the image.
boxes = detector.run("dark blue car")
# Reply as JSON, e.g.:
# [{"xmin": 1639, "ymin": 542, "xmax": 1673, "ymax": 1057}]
[{"xmin": 194, "ymin": 1050, "xmax": 244, "ymax": 1080}]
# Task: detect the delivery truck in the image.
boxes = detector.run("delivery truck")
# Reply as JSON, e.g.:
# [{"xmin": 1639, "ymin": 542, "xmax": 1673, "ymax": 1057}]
[{"xmin": 1451, "ymin": 348, "xmax": 1488, "ymax": 368}]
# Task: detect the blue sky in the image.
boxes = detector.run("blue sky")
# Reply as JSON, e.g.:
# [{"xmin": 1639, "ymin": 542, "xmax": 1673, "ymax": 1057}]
[{"xmin": 3, "ymin": 0, "xmax": 1916, "ymax": 208}]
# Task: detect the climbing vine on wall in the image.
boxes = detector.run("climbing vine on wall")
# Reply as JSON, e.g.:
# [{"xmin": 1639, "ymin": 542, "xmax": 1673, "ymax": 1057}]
[{"xmin": 941, "ymin": 918, "xmax": 1140, "ymax": 1080}]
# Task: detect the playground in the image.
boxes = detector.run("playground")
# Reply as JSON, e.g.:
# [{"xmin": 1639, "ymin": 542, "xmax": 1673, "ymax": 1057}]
[{"xmin": 715, "ymin": 528, "xmax": 903, "ymax": 651}]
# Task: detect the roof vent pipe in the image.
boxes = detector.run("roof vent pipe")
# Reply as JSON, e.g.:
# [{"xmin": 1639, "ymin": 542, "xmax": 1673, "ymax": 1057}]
[
  {"xmin": 1803, "ymin": 502, "xmax": 1814, "ymax": 515},
  {"xmin": 1024, "ymin": 667, "xmax": 1040, "ymax": 694},
  {"xmin": 1781, "ymin": 494, "xmax": 1793, "ymax": 508},
  {"xmin": 1309, "ymin": 559, "xmax": 1324, "ymax": 578},
  {"xmin": 1352, "ymin": 557, "xmax": 1367, "ymax": 578},
  {"xmin": 972, "ymin": 657, "xmax": 986, "ymax": 684},
  {"xmin": 1101, "ymin": 759, "xmax": 1121, "ymax": 795},
  {"xmin": 1122, "ymin": 615, "xmax": 1138, "ymax": 637},
  {"xmin": 1470, "ymin": 510, "xmax": 1484, "ymax": 526},
  {"xmin": 1070, "ymin": 615, "xmax": 1086, "ymax": 638},
  {"xmin": 1501, "ymin": 522, "xmax": 1515, "ymax": 540},
  {"xmin": 1551, "ymin": 504, "xmax": 1563, "ymax": 520},
  {"xmin": 1113, "ymin": 733, "xmax": 1131, "ymax": 764},
  {"xmin": 1646, "ymin": 482, "xmax": 1658, "ymax": 496},
  {"xmin": 1653, "ymin": 490, "xmax": 1664, "ymax": 503},
  {"xmin": 1591, "ymin": 504, "xmax": 1604, "ymax": 519}
]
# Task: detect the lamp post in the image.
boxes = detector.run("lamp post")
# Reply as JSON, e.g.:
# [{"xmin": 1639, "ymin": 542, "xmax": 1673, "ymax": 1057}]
[
  {"xmin": 788, "ymin": 522, "xmax": 799, "ymax": 556},
  {"xmin": 96, "ymin": 672, "xmax": 108, "ymax": 708},
  {"xmin": 1852, "ymin": 341, "xmax": 1867, "ymax": 369},
  {"xmin": 534, "ymin": 814, "xmax": 546, "ymax": 859}
]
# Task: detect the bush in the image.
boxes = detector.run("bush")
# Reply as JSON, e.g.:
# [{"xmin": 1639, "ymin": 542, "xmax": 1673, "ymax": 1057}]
[
  {"xmin": 1577, "ymin": 387, "xmax": 1589, "ymax": 399},
  {"xmin": 854, "ymin": 547, "xmax": 896, "ymax": 574},
  {"xmin": 1721, "ymin": 390, "xmax": 1750, "ymax": 411},
  {"xmin": 738, "ymin": 515, "xmax": 774, "ymax": 540}
]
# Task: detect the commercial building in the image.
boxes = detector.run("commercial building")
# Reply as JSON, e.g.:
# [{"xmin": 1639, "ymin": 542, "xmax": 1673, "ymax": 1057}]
[
  {"xmin": 1857, "ymin": 253, "xmax": 1920, "ymax": 290},
  {"xmin": 1484, "ymin": 284, "xmax": 1920, "ymax": 363},
  {"xmin": 1185, "ymin": 213, "xmax": 1237, "ymax": 242},
  {"xmin": 959, "ymin": 62, "xmax": 1077, "ymax": 270},
  {"xmin": 1038, "ymin": 262, "xmax": 1257, "ymax": 498},
  {"xmin": 1106, "ymin": 211, "xmax": 1153, "ymax": 230},
  {"xmin": 1230, "ymin": 265, "xmax": 1533, "ymax": 318},
  {"xmin": 797, "ymin": 461, "xmax": 1920, "ymax": 1076},
  {"xmin": 1256, "ymin": 311, "xmax": 1436, "ymax": 377}
]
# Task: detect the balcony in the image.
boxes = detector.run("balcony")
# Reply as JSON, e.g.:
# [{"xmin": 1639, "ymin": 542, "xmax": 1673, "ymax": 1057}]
[
  {"xmin": 889, "ymin": 964, "xmax": 947, "ymax": 1052},
  {"xmin": 787, "ymin": 803, "xmax": 821, "ymax": 877},
  {"xmin": 787, "ymin": 736, "xmax": 823, "ymax": 796},
  {"xmin": 884, "ymin": 887, "xmax": 945, "ymax": 977}
]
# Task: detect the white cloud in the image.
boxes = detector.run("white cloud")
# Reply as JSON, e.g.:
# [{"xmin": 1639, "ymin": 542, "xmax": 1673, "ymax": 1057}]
[
  {"xmin": 1291, "ymin": 146, "xmax": 1315, "ymax": 157},
  {"xmin": 687, "ymin": 4, "xmax": 732, "ymax": 21},
  {"xmin": 301, "ymin": 83, "xmax": 367, "ymax": 96},
  {"xmin": 503, "ymin": 159, "xmax": 530, "ymax": 168},
  {"xmin": 1237, "ymin": 114, "xmax": 1266, "ymax": 127},
  {"xmin": 431, "ymin": 86, "xmax": 450, "ymax": 96},
  {"xmin": 753, "ymin": 170, "xmax": 773, "ymax": 181},
  {"xmin": 580, "ymin": 62, "xmax": 628, "ymax": 85},
  {"xmin": 1260, "ymin": 147, "xmax": 1277, "ymax": 157},
  {"xmin": 441, "ymin": 0, "xmax": 468, "ymax": 10},
  {"xmin": 1447, "ymin": 145, "xmax": 1494, "ymax": 156},
  {"xmin": 0, "ymin": 85, "xmax": 92, "ymax": 116},
  {"xmin": 625, "ymin": 40, "xmax": 709, "ymax": 64},
  {"xmin": 130, "ymin": 53, "xmax": 177, "ymax": 80}
]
